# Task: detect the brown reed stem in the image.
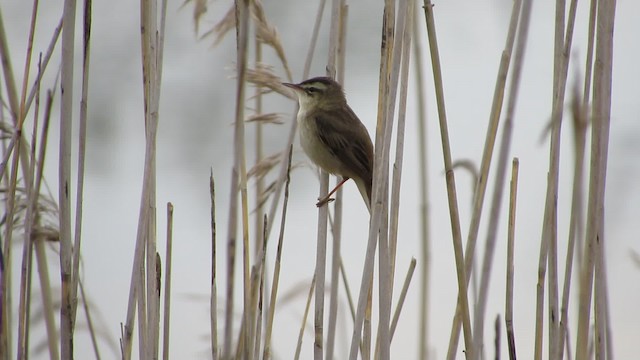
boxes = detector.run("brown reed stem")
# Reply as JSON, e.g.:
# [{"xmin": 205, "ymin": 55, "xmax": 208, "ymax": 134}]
[
  {"xmin": 421, "ymin": 1, "xmax": 473, "ymax": 357},
  {"xmin": 505, "ymin": 158, "xmax": 519, "ymax": 360},
  {"xmin": 162, "ymin": 203, "xmax": 174, "ymax": 360}
]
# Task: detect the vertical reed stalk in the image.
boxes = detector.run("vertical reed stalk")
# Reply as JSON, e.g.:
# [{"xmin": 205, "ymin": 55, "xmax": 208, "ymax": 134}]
[
  {"xmin": 295, "ymin": 276, "xmax": 316, "ymax": 360},
  {"xmin": 325, "ymin": 3, "xmax": 348, "ymax": 359},
  {"xmin": 59, "ymin": 0, "xmax": 78, "ymax": 356},
  {"xmin": 421, "ymin": 1, "xmax": 473, "ymax": 357},
  {"xmin": 231, "ymin": 1, "xmax": 251, "ymax": 358},
  {"xmin": 470, "ymin": 0, "xmax": 532, "ymax": 355},
  {"xmin": 263, "ymin": 147, "xmax": 293, "ymax": 360},
  {"xmin": 16, "ymin": 4, "xmax": 42, "ymax": 355},
  {"xmin": 557, "ymin": 83, "xmax": 588, "ymax": 359},
  {"xmin": 446, "ymin": 0, "xmax": 522, "ymax": 355},
  {"xmin": 534, "ymin": 0, "xmax": 579, "ymax": 356},
  {"xmin": 314, "ymin": 0, "xmax": 343, "ymax": 358},
  {"xmin": 162, "ymin": 203, "xmax": 174, "ymax": 360},
  {"xmin": 577, "ymin": 0, "xmax": 616, "ymax": 357},
  {"xmin": 411, "ymin": 4, "xmax": 431, "ymax": 357},
  {"xmin": 209, "ymin": 173, "xmax": 218, "ymax": 359},
  {"xmin": 70, "ymin": 0, "xmax": 92, "ymax": 329},
  {"xmin": 505, "ymin": 158, "xmax": 519, "ymax": 360},
  {"xmin": 349, "ymin": 0, "xmax": 402, "ymax": 357}
]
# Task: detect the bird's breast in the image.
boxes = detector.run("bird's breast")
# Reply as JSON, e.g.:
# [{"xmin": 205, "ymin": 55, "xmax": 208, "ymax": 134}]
[{"xmin": 297, "ymin": 111, "xmax": 343, "ymax": 175}]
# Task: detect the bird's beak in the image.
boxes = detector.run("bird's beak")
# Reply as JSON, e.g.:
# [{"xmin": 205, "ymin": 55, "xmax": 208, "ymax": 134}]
[{"xmin": 282, "ymin": 82, "xmax": 301, "ymax": 90}]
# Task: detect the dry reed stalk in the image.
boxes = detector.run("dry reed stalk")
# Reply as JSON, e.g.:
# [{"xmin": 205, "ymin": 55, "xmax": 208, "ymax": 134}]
[
  {"xmin": 470, "ymin": 0, "xmax": 533, "ymax": 355},
  {"xmin": 420, "ymin": 1, "xmax": 473, "ymax": 358},
  {"xmin": 312, "ymin": 0, "xmax": 344, "ymax": 358},
  {"xmin": 363, "ymin": 284, "xmax": 372, "ymax": 360},
  {"xmin": 230, "ymin": 1, "xmax": 252, "ymax": 358},
  {"xmin": 557, "ymin": 83, "xmax": 588, "ymax": 359},
  {"xmin": 388, "ymin": 0, "xmax": 413, "ymax": 291},
  {"xmin": 73, "ymin": 281, "xmax": 100, "ymax": 359},
  {"xmin": 326, "ymin": 3, "xmax": 348, "ymax": 359},
  {"xmin": 70, "ymin": 0, "xmax": 92, "ymax": 329},
  {"xmin": 251, "ymin": 5, "xmax": 266, "ymax": 325},
  {"xmin": 25, "ymin": 17, "xmax": 62, "ymax": 113},
  {"xmin": 375, "ymin": 1, "xmax": 415, "ymax": 358},
  {"xmin": 209, "ymin": 173, "xmax": 218, "ymax": 360},
  {"xmin": 220, "ymin": 1, "xmax": 248, "ymax": 358},
  {"xmin": 577, "ymin": 0, "xmax": 616, "ymax": 358},
  {"xmin": 162, "ymin": 203, "xmax": 174, "ymax": 360},
  {"xmin": 505, "ymin": 158, "xmax": 519, "ymax": 360},
  {"xmin": 549, "ymin": 0, "xmax": 580, "ymax": 357},
  {"xmin": 16, "ymin": 9, "xmax": 43, "ymax": 350},
  {"xmin": 143, "ymin": 0, "xmax": 163, "ymax": 355},
  {"xmin": 446, "ymin": 0, "xmax": 522, "ymax": 356},
  {"xmin": 533, "ymin": 0, "xmax": 579, "ymax": 356},
  {"xmin": 294, "ymin": 275, "xmax": 316, "ymax": 360},
  {"xmin": 121, "ymin": 0, "xmax": 166, "ymax": 357},
  {"xmin": 59, "ymin": 0, "xmax": 78, "ymax": 356},
  {"xmin": 389, "ymin": 258, "xmax": 416, "ymax": 338},
  {"xmin": 34, "ymin": 90, "xmax": 59, "ymax": 360},
  {"xmin": 411, "ymin": 4, "xmax": 431, "ymax": 358},
  {"xmin": 262, "ymin": 146, "xmax": 293, "ymax": 360},
  {"xmin": 248, "ymin": 254, "xmax": 263, "ymax": 360},
  {"xmin": 574, "ymin": 0, "xmax": 599, "ymax": 356},
  {"xmin": 573, "ymin": 0, "xmax": 597, "ymax": 272},
  {"xmin": 347, "ymin": 0, "xmax": 396, "ymax": 357}
]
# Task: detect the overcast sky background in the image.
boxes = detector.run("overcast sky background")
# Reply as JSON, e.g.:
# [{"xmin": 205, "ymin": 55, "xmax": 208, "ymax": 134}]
[{"xmin": 3, "ymin": 0, "xmax": 639, "ymax": 358}]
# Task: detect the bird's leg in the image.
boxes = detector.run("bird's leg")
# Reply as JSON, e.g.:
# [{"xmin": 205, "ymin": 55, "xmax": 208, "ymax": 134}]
[{"xmin": 316, "ymin": 177, "xmax": 350, "ymax": 208}]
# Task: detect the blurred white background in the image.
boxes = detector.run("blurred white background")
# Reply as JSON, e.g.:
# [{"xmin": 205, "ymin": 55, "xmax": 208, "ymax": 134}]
[{"xmin": 2, "ymin": 0, "xmax": 639, "ymax": 358}]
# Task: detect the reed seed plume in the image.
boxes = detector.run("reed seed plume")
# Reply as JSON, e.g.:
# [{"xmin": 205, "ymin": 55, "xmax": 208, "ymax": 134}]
[{"xmin": 245, "ymin": 112, "xmax": 284, "ymax": 125}]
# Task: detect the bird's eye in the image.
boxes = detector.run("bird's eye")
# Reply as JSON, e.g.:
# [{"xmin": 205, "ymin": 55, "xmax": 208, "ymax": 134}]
[{"xmin": 306, "ymin": 87, "xmax": 319, "ymax": 95}]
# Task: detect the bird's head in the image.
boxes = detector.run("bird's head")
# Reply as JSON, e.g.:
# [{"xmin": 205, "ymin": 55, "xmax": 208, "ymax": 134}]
[{"xmin": 283, "ymin": 76, "xmax": 346, "ymax": 110}]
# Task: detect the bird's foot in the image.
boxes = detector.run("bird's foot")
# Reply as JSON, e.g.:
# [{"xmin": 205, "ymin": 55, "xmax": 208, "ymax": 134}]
[{"xmin": 316, "ymin": 196, "xmax": 335, "ymax": 208}]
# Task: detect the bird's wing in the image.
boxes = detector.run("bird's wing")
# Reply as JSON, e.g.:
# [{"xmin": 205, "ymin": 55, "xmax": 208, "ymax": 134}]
[{"xmin": 312, "ymin": 107, "xmax": 374, "ymax": 184}]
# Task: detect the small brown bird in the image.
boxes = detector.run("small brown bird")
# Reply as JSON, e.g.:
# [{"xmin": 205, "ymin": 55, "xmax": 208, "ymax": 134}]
[{"xmin": 283, "ymin": 77, "xmax": 374, "ymax": 212}]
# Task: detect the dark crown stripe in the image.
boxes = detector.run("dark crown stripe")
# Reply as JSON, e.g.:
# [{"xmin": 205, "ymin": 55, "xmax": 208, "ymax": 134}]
[{"xmin": 300, "ymin": 77, "xmax": 334, "ymax": 86}]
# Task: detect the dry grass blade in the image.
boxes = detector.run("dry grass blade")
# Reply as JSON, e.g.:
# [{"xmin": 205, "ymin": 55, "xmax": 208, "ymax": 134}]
[
  {"xmin": 25, "ymin": 17, "xmax": 63, "ymax": 116},
  {"xmin": 79, "ymin": 279, "xmax": 103, "ymax": 359},
  {"xmin": 390, "ymin": 258, "xmax": 416, "ymax": 338},
  {"xmin": 262, "ymin": 146, "xmax": 292, "ymax": 360},
  {"xmin": 204, "ymin": 5, "xmax": 235, "ymax": 45},
  {"xmin": 244, "ymin": 65, "xmax": 296, "ymax": 100},
  {"xmin": 247, "ymin": 151, "xmax": 283, "ymax": 181},
  {"xmin": 32, "ymin": 89, "xmax": 59, "ymax": 360},
  {"xmin": 505, "ymin": 158, "xmax": 519, "ymax": 360},
  {"xmin": 17, "ymin": 47, "xmax": 42, "ymax": 360},
  {"xmin": 180, "ymin": 0, "xmax": 207, "ymax": 35},
  {"xmin": 245, "ymin": 112, "xmax": 284, "ymax": 125}
]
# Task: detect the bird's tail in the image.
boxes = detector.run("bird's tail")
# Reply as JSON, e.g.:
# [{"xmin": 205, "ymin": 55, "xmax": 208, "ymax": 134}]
[{"xmin": 354, "ymin": 177, "xmax": 372, "ymax": 214}]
